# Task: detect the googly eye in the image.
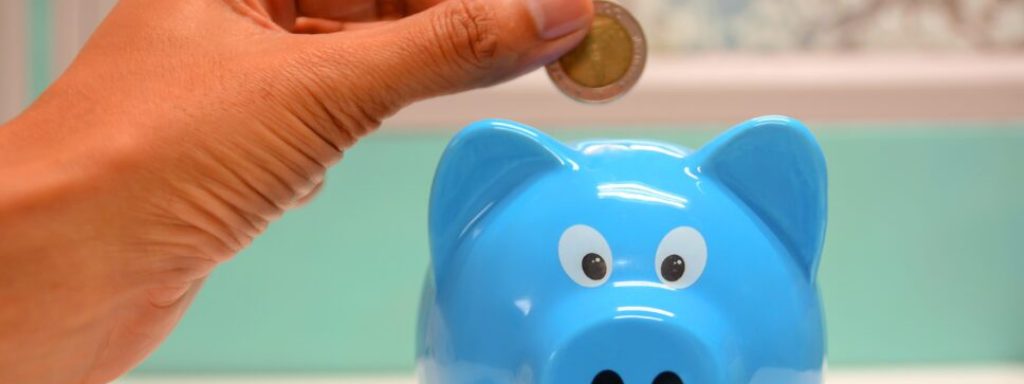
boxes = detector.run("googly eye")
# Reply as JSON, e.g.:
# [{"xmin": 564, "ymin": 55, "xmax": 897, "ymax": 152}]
[
  {"xmin": 655, "ymin": 226, "xmax": 707, "ymax": 289},
  {"xmin": 559, "ymin": 225, "xmax": 613, "ymax": 287}
]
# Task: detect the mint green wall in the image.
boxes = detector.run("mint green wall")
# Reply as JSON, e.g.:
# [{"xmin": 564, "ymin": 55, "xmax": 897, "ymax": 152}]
[
  {"xmin": 132, "ymin": 124, "xmax": 1024, "ymax": 373},
  {"xmin": 28, "ymin": 0, "xmax": 51, "ymax": 101},
  {"xmin": 17, "ymin": 2, "xmax": 1023, "ymax": 373}
]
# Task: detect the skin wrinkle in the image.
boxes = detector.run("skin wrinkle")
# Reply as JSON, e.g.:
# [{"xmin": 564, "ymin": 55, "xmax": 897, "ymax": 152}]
[
  {"xmin": 300, "ymin": 61, "xmax": 384, "ymax": 144},
  {"xmin": 277, "ymin": 106, "xmax": 343, "ymax": 167},
  {"xmin": 254, "ymin": 51, "xmax": 351, "ymax": 152},
  {"xmin": 422, "ymin": 1, "xmax": 507, "ymax": 93},
  {"xmin": 452, "ymin": 0, "xmax": 500, "ymax": 71},
  {"xmin": 295, "ymin": 99, "xmax": 348, "ymax": 159},
  {"xmin": 244, "ymin": 0, "xmax": 293, "ymax": 30},
  {"xmin": 181, "ymin": 183, "xmax": 249, "ymax": 254},
  {"xmin": 136, "ymin": 230, "xmax": 219, "ymax": 267},
  {"xmin": 249, "ymin": 139, "xmax": 317, "ymax": 201},
  {"xmin": 226, "ymin": 124, "xmax": 313, "ymax": 194},
  {"xmin": 0, "ymin": 0, "xmax": 593, "ymax": 381},
  {"xmin": 321, "ymin": 31, "xmax": 413, "ymax": 105},
  {"xmin": 431, "ymin": 3, "xmax": 477, "ymax": 86},
  {"xmin": 308, "ymin": 31, "xmax": 411, "ymax": 122},
  {"xmin": 148, "ymin": 262, "xmax": 216, "ymax": 290},
  {"xmin": 167, "ymin": 156, "xmax": 256, "ymax": 250},
  {"xmin": 204, "ymin": 132, "xmax": 295, "ymax": 205},
  {"xmin": 196, "ymin": 152, "xmax": 280, "ymax": 241},
  {"xmin": 301, "ymin": 45, "xmax": 394, "ymax": 140},
  {"xmin": 80, "ymin": 309, "xmax": 122, "ymax": 384},
  {"xmin": 196, "ymin": 180, "xmax": 263, "ymax": 252},
  {"xmin": 284, "ymin": 99, "xmax": 348, "ymax": 158},
  {"xmin": 263, "ymin": 121, "xmax": 329, "ymax": 185},
  {"xmin": 87, "ymin": 281, "xmax": 206, "ymax": 384},
  {"xmin": 248, "ymin": 73, "xmax": 341, "ymax": 168},
  {"xmin": 342, "ymin": 52, "xmax": 413, "ymax": 128},
  {"xmin": 290, "ymin": 71, "xmax": 356, "ymax": 153}
]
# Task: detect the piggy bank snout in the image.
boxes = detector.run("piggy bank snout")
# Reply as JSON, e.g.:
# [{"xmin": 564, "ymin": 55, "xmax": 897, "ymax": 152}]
[
  {"xmin": 591, "ymin": 369, "xmax": 684, "ymax": 384},
  {"xmin": 545, "ymin": 316, "xmax": 714, "ymax": 384}
]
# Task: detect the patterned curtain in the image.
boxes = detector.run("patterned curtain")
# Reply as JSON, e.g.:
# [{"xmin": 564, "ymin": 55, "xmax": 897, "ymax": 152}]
[{"xmin": 622, "ymin": 0, "xmax": 1024, "ymax": 52}]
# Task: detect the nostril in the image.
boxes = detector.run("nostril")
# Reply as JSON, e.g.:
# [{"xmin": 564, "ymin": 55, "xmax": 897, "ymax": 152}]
[
  {"xmin": 653, "ymin": 371, "xmax": 683, "ymax": 384},
  {"xmin": 592, "ymin": 370, "xmax": 624, "ymax": 384}
]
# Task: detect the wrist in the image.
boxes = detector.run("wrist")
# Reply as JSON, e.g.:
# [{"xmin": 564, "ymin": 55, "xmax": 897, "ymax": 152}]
[
  {"xmin": 0, "ymin": 110, "xmax": 141, "ymax": 382},
  {"xmin": 0, "ymin": 103, "xmax": 114, "ymax": 209},
  {"xmin": 0, "ymin": 103, "xmax": 144, "ymax": 281}
]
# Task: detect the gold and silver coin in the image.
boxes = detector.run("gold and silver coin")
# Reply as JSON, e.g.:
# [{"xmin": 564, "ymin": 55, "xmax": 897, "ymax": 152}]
[{"xmin": 546, "ymin": 0, "xmax": 647, "ymax": 104}]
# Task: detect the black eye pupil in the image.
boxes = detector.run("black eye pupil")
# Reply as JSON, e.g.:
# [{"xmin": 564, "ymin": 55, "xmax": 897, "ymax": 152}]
[
  {"xmin": 661, "ymin": 254, "xmax": 686, "ymax": 282},
  {"xmin": 581, "ymin": 253, "xmax": 607, "ymax": 281}
]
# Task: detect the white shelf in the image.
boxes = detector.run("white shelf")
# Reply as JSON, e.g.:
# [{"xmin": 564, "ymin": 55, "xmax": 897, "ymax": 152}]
[{"xmin": 385, "ymin": 53, "xmax": 1024, "ymax": 129}]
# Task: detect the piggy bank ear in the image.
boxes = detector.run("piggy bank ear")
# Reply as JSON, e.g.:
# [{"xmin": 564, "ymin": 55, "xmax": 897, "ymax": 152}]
[
  {"xmin": 693, "ymin": 116, "xmax": 828, "ymax": 281},
  {"xmin": 429, "ymin": 119, "xmax": 573, "ymax": 273}
]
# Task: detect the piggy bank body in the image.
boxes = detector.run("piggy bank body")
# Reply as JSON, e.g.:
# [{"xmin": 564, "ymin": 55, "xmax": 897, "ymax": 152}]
[{"xmin": 418, "ymin": 117, "xmax": 827, "ymax": 384}]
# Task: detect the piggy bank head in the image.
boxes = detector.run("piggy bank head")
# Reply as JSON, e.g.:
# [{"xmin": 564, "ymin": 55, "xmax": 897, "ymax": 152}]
[{"xmin": 418, "ymin": 117, "xmax": 827, "ymax": 384}]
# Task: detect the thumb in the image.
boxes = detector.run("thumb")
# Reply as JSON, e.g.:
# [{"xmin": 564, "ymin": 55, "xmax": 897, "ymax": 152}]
[{"xmin": 325, "ymin": 0, "xmax": 593, "ymax": 106}]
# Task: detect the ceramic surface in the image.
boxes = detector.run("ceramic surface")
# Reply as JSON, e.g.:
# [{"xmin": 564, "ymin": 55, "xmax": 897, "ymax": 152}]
[{"xmin": 418, "ymin": 116, "xmax": 828, "ymax": 384}]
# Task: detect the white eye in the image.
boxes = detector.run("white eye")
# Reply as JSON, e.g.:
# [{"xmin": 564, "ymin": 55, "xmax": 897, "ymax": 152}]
[
  {"xmin": 655, "ymin": 226, "xmax": 707, "ymax": 289},
  {"xmin": 558, "ymin": 225, "xmax": 613, "ymax": 287}
]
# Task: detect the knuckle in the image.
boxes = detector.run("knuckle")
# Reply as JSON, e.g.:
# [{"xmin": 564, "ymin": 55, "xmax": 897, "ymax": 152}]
[{"xmin": 434, "ymin": 0, "xmax": 500, "ymax": 72}]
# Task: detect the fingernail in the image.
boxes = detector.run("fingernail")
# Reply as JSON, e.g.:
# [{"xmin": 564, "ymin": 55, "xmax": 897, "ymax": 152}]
[{"xmin": 526, "ymin": 0, "xmax": 592, "ymax": 40}]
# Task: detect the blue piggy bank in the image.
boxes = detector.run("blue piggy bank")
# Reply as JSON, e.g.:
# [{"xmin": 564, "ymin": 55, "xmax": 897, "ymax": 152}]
[{"xmin": 418, "ymin": 116, "xmax": 827, "ymax": 384}]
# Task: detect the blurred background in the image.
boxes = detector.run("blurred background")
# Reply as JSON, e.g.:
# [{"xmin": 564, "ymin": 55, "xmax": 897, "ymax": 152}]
[{"xmin": 2, "ymin": 0, "xmax": 1023, "ymax": 382}]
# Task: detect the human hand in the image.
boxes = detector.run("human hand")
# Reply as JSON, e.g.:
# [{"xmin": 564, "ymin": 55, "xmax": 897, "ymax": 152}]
[{"xmin": 0, "ymin": 0, "xmax": 592, "ymax": 382}]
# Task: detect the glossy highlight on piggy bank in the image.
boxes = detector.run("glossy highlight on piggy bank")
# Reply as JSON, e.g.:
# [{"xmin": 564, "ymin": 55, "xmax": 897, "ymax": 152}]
[{"xmin": 417, "ymin": 116, "xmax": 828, "ymax": 384}]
